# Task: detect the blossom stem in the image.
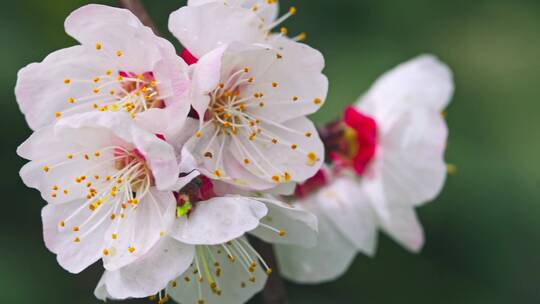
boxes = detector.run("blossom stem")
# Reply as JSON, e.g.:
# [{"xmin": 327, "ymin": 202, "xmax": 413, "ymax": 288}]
[
  {"xmin": 116, "ymin": 0, "xmax": 160, "ymax": 35},
  {"xmin": 249, "ymin": 236, "xmax": 289, "ymax": 304}
]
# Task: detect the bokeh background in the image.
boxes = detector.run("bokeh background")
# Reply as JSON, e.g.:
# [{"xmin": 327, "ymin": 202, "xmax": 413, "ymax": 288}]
[{"xmin": 1, "ymin": 0, "xmax": 539, "ymax": 303}]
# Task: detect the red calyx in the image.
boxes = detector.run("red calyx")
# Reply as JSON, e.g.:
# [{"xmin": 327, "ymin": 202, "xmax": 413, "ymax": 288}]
[
  {"xmin": 334, "ymin": 106, "xmax": 378, "ymax": 175},
  {"xmin": 180, "ymin": 49, "xmax": 198, "ymax": 65},
  {"xmin": 294, "ymin": 169, "xmax": 328, "ymax": 198}
]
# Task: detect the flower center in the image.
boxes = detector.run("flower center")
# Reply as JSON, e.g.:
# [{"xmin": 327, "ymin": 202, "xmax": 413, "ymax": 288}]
[
  {"xmin": 43, "ymin": 145, "xmax": 157, "ymax": 249},
  {"xmin": 113, "ymin": 147, "xmax": 153, "ymax": 194},
  {"xmin": 206, "ymin": 68, "xmax": 255, "ymax": 135},
  {"xmin": 60, "ymin": 68, "xmax": 165, "ymax": 120},
  {"xmin": 321, "ymin": 106, "xmax": 378, "ymax": 176}
]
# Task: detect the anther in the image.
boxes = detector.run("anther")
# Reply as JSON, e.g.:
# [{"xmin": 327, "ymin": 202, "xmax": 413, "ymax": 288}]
[
  {"xmin": 289, "ymin": 6, "xmax": 297, "ymax": 15},
  {"xmin": 307, "ymin": 152, "xmax": 318, "ymax": 166}
]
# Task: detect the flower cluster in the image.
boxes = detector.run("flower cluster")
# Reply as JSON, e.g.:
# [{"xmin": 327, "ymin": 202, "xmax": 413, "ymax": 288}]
[{"xmin": 15, "ymin": 1, "xmax": 453, "ymax": 303}]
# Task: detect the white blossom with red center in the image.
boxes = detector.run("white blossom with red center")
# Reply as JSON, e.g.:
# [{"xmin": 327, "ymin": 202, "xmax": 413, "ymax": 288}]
[
  {"xmin": 169, "ymin": 3, "xmax": 328, "ymax": 190},
  {"xmin": 274, "ymin": 55, "xmax": 454, "ymax": 283},
  {"xmin": 93, "ymin": 174, "xmax": 318, "ymax": 304},
  {"xmin": 18, "ymin": 112, "xmax": 182, "ymax": 274},
  {"xmin": 16, "ymin": 4, "xmax": 191, "ymax": 136}
]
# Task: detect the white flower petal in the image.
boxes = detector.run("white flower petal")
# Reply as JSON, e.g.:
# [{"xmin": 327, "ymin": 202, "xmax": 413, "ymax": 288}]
[
  {"xmin": 249, "ymin": 197, "xmax": 318, "ymax": 248},
  {"xmin": 42, "ymin": 199, "xmax": 113, "ymax": 273},
  {"xmin": 224, "ymin": 42, "xmax": 328, "ymax": 123},
  {"xmin": 103, "ymin": 190, "xmax": 176, "ymax": 271},
  {"xmin": 184, "ymin": 124, "xmax": 275, "ymax": 190},
  {"xmin": 190, "ymin": 45, "xmax": 228, "ymax": 119},
  {"xmin": 56, "ymin": 112, "xmax": 180, "ymax": 191},
  {"xmin": 65, "ymin": 4, "xmax": 162, "ymax": 71},
  {"xmin": 170, "ymin": 196, "xmax": 267, "ymax": 245},
  {"xmin": 169, "ymin": 3, "xmax": 265, "ymax": 58},
  {"xmin": 15, "ymin": 46, "xmax": 114, "ymax": 130},
  {"xmin": 357, "ymin": 54, "xmax": 453, "ymax": 129},
  {"xmin": 167, "ymin": 241, "xmax": 267, "ymax": 304},
  {"xmin": 188, "ymin": 0, "xmax": 279, "ymax": 25},
  {"xmin": 275, "ymin": 202, "xmax": 357, "ymax": 284},
  {"xmin": 230, "ymin": 117, "xmax": 324, "ymax": 186},
  {"xmin": 363, "ymin": 108, "xmax": 448, "ymax": 207},
  {"xmin": 129, "ymin": 125, "xmax": 180, "ymax": 191},
  {"xmin": 316, "ymin": 178, "xmax": 378, "ymax": 256},
  {"xmin": 19, "ymin": 129, "xmax": 115, "ymax": 205},
  {"xmin": 95, "ymin": 237, "xmax": 194, "ymax": 300},
  {"xmin": 378, "ymin": 205, "xmax": 424, "ymax": 253}
]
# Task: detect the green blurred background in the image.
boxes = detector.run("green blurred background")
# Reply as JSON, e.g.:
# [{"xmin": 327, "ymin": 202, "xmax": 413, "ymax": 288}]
[{"xmin": 1, "ymin": 0, "xmax": 539, "ymax": 303}]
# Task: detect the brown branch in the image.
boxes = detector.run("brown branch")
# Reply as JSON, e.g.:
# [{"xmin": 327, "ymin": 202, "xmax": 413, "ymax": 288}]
[
  {"xmin": 117, "ymin": 0, "xmax": 160, "ymax": 35},
  {"xmin": 250, "ymin": 237, "xmax": 289, "ymax": 304}
]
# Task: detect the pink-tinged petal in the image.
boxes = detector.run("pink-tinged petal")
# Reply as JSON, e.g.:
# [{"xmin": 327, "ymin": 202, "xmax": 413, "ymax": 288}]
[
  {"xmin": 103, "ymin": 190, "xmax": 176, "ymax": 271},
  {"xmin": 150, "ymin": 39, "xmax": 192, "ymax": 134},
  {"xmin": 316, "ymin": 177, "xmax": 378, "ymax": 256},
  {"xmin": 229, "ymin": 117, "xmax": 325, "ymax": 186},
  {"xmin": 190, "ymin": 45, "xmax": 228, "ymax": 120},
  {"xmin": 364, "ymin": 108, "xmax": 448, "ymax": 207},
  {"xmin": 169, "ymin": 3, "xmax": 265, "ymax": 58},
  {"xmin": 250, "ymin": 196, "xmax": 318, "ymax": 248},
  {"xmin": 184, "ymin": 123, "xmax": 276, "ymax": 190},
  {"xmin": 95, "ymin": 237, "xmax": 194, "ymax": 300},
  {"xmin": 378, "ymin": 205, "xmax": 425, "ymax": 253},
  {"xmin": 275, "ymin": 196, "xmax": 357, "ymax": 284},
  {"xmin": 225, "ymin": 42, "xmax": 328, "ymax": 123},
  {"xmin": 42, "ymin": 199, "xmax": 113, "ymax": 274},
  {"xmin": 167, "ymin": 239, "xmax": 267, "ymax": 304},
  {"xmin": 65, "ymin": 4, "xmax": 162, "ymax": 72},
  {"xmin": 15, "ymin": 46, "xmax": 114, "ymax": 130},
  {"xmin": 170, "ymin": 196, "xmax": 267, "ymax": 245},
  {"xmin": 187, "ymin": 0, "xmax": 279, "ymax": 25},
  {"xmin": 130, "ymin": 126, "xmax": 179, "ymax": 191},
  {"xmin": 357, "ymin": 54, "xmax": 454, "ymax": 129},
  {"xmin": 55, "ymin": 112, "xmax": 180, "ymax": 191},
  {"xmin": 17, "ymin": 125, "xmax": 73, "ymax": 160}
]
